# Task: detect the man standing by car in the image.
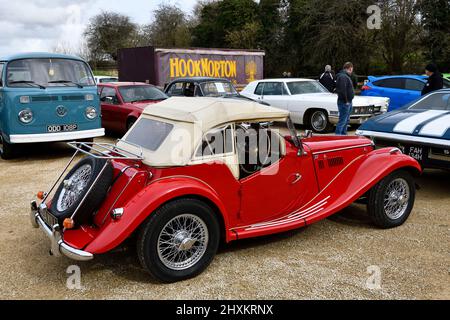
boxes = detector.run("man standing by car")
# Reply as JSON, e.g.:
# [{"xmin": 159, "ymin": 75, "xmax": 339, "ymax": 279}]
[
  {"xmin": 335, "ymin": 62, "xmax": 355, "ymax": 135},
  {"xmin": 422, "ymin": 63, "xmax": 443, "ymax": 96},
  {"xmin": 319, "ymin": 65, "xmax": 336, "ymax": 92}
]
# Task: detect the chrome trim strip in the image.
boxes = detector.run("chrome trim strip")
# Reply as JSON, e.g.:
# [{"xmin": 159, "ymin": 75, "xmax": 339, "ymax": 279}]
[
  {"xmin": 428, "ymin": 150, "xmax": 450, "ymax": 162},
  {"xmin": 311, "ymin": 143, "xmax": 374, "ymax": 155},
  {"xmin": 247, "ymin": 197, "xmax": 330, "ymax": 230},
  {"xmin": 356, "ymin": 130, "xmax": 450, "ymax": 147}
]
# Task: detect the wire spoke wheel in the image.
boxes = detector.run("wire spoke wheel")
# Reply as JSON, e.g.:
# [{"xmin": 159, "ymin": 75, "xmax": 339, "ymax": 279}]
[
  {"xmin": 157, "ymin": 214, "xmax": 209, "ymax": 271},
  {"xmin": 56, "ymin": 164, "xmax": 92, "ymax": 212},
  {"xmin": 383, "ymin": 178, "xmax": 410, "ymax": 220}
]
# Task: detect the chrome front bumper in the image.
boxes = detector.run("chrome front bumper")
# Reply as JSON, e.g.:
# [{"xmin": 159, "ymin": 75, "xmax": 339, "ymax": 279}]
[
  {"xmin": 10, "ymin": 128, "xmax": 105, "ymax": 144},
  {"xmin": 30, "ymin": 201, "xmax": 94, "ymax": 261},
  {"xmin": 329, "ymin": 114, "xmax": 381, "ymax": 125}
]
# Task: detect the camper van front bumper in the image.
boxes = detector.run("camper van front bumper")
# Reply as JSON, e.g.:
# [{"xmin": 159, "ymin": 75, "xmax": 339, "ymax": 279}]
[{"xmin": 9, "ymin": 129, "xmax": 105, "ymax": 143}]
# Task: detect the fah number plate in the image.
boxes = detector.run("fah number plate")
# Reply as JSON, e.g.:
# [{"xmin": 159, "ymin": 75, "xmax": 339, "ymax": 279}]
[
  {"xmin": 405, "ymin": 146, "xmax": 424, "ymax": 162},
  {"xmin": 47, "ymin": 124, "xmax": 78, "ymax": 133}
]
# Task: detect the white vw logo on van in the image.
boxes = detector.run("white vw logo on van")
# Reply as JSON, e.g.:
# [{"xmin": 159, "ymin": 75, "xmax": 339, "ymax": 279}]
[{"xmin": 56, "ymin": 105, "xmax": 68, "ymax": 117}]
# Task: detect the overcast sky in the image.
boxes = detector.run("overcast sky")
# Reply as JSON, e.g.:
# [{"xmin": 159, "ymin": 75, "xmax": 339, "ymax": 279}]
[{"xmin": 0, "ymin": 0, "xmax": 197, "ymax": 57}]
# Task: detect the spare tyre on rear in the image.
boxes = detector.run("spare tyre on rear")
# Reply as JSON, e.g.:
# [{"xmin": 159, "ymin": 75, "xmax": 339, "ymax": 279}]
[{"xmin": 50, "ymin": 156, "xmax": 113, "ymax": 226}]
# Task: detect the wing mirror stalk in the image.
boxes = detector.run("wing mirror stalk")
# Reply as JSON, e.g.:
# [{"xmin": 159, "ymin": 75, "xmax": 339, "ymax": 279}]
[
  {"xmin": 286, "ymin": 117, "xmax": 306, "ymax": 156},
  {"xmin": 303, "ymin": 130, "xmax": 313, "ymax": 139}
]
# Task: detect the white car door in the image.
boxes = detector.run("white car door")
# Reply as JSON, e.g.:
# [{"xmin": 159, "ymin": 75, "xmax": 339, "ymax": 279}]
[
  {"xmin": 257, "ymin": 82, "xmax": 290, "ymax": 109},
  {"xmin": 284, "ymin": 81, "xmax": 336, "ymax": 125}
]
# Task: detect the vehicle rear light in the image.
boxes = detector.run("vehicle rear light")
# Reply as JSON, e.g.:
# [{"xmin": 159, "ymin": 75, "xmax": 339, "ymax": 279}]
[
  {"xmin": 37, "ymin": 191, "xmax": 45, "ymax": 200},
  {"xmin": 63, "ymin": 218, "xmax": 75, "ymax": 229},
  {"xmin": 361, "ymin": 85, "xmax": 371, "ymax": 91}
]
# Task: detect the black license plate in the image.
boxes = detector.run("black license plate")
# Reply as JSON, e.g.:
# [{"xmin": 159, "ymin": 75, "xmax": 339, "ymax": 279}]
[
  {"xmin": 47, "ymin": 124, "xmax": 78, "ymax": 133},
  {"xmin": 40, "ymin": 210, "xmax": 58, "ymax": 227},
  {"xmin": 402, "ymin": 145, "xmax": 425, "ymax": 162}
]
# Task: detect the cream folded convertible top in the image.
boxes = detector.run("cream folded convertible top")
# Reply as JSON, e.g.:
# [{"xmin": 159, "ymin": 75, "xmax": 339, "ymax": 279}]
[
  {"xmin": 120, "ymin": 97, "xmax": 290, "ymax": 167},
  {"xmin": 142, "ymin": 97, "xmax": 290, "ymax": 130}
]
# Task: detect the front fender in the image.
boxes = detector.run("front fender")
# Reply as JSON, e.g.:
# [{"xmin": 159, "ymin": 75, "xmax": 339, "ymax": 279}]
[
  {"xmin": 235, "ymin": 148, "xmax": 421, "ymax": 239},
  {"xmin": 304, "ymin": 147, "xmax": 421, "ymax": 225},
  {"xmin": 85, "ymin": 176, "xmax": 231, "ymax": 254}
]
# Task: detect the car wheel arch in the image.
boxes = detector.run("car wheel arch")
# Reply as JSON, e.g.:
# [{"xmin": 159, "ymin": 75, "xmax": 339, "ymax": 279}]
[
  {"xmin": 303, "ymin": 107, "xmax": 329, "ymax": 125},
  {"xmin": 147, "ymin": 194, "xmax": 228, "ymax": 245},
  {"xmin": 85, "ymin": 177, "xmax": 232, "ymax": 254},
  {"xmin": 303, "ymin": 108, "xmax": 332, "ymax": 133}
]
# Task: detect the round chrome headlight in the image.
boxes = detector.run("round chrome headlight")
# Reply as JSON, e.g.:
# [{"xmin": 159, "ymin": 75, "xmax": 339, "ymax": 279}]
[
  {"xmin": 18, "ymin": 109, "xmax": 33, "ymax": 124},
  {"xmin": 85, "ymin": 107, "xmax": 97, "ymax": 120}
]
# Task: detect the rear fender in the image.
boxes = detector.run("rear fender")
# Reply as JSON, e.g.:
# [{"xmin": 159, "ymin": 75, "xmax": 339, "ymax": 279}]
[{"xmin": 85, "ymin": 176, "xmax": 231, "ymax": 254}]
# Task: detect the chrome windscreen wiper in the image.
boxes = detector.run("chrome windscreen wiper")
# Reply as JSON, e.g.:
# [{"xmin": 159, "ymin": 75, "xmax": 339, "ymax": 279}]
[
  {"xmin": 48, "ymin": 80, "xmax": 84, "ymax": 88},
  {"xmin": 9, "ymin": 80, "xmax": 46, "ymax": 89}
]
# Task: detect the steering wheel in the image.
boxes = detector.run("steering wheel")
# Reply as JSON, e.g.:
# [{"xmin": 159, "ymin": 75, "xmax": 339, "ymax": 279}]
[{"xmin": 236, "ymin": 124, "xmax": 272, "ymax": 176}]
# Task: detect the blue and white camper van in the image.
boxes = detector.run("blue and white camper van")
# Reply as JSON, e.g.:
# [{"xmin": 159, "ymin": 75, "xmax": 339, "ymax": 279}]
[{"xmin": 0, "ymin": 52, "xmax": 104, "ymax": 159}]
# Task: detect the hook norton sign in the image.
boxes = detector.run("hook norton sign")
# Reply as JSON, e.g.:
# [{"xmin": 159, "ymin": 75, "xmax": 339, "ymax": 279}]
[
  {"xmin": 169, "ymin": 58, "xmax": 238, "ymax": 78},
  {"xmin": 156, "ymin": 48, "xmax": 265, "ymax": 86}
]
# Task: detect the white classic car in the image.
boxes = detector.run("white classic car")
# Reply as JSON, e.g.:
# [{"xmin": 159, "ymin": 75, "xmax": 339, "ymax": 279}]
[
  {"xmin": 94, "ymin": 76, "xmax": 119, "ymax": 84},
  {"xmin": 241, "ymin": 78, "xmax": 390, "ymax": 133}
]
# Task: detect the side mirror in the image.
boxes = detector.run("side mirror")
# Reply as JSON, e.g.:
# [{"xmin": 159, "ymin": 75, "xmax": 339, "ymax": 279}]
[
  {"xmin": 106, "ymin": 96, "xmax": 119, "ymax": 104},
  {"xmin": 105, "ymin": 96, "xmax": 114, "ymax": 104}
]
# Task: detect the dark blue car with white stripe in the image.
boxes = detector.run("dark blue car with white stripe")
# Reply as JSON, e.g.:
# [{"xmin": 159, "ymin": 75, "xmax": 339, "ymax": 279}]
[{"xmin": 357, "ymin": 89, "xmax": 450, "ymax": 170}]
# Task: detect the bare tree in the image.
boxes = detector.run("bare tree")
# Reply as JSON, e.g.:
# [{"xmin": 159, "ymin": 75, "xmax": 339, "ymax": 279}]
[
  {"xmin": 376, "ymin": 0, "xmax": 422, "ymax": 73},
  {"xmin": 142, "ymin": 4, "xmax": 192, "ymax": 47},
  {"xmin": 51, "ymin": 41, "xmax": 76, "ymax": 55},
  {"xmin": 84, "ymin": 11, "xmax": 140, "ymax": 62},
  {"xmin": 51, "ymin": 40, "xmax": 93, "ymax": 62}
]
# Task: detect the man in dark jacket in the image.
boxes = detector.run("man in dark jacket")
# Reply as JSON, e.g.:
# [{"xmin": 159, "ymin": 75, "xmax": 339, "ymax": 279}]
[
  {"xmin": 335, "ymin": 62, "xmax": 355, "ymax": 135},
  {"xmin": 422, "ymin": 63, "xmax": 443, "ymax": 96},
  {"xmin": 319, "ymin": 65, "xmax": 336, "ymax": 92}
]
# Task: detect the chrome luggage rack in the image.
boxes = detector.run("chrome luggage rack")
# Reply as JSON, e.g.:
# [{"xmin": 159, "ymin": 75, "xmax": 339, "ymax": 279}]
[{"xmin": 67, "ymin": 139, "xmax": 144, "ymax": 160}]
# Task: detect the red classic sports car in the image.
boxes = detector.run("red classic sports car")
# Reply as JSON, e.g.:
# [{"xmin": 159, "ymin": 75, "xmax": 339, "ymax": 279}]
[
  {"xmin": 30, "ymin": 98, "xmax": 421, "ymax": 283},
  {"xmin": 98, "ymin": 82, "xmax": 168, "ymax": 134}
]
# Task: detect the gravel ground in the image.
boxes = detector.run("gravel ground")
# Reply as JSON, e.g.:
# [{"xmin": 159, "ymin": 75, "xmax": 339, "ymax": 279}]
[{"xmin": 0, "ymin": 135, "xmax": 448, "ymax": 300}]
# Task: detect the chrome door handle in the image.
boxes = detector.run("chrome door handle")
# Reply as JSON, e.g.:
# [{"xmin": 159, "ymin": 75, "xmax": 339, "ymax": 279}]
[{"xmin": 291, "ymin": 173, "xmax": 302, "ymax": 184}]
